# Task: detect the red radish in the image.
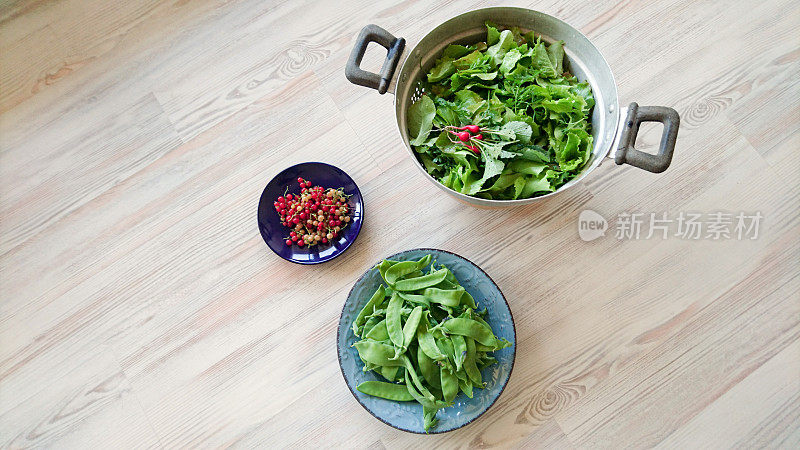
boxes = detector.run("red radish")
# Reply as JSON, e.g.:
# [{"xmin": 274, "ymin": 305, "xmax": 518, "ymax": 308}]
[
  {"xmin": 464, "ymin": 125, "xmax": 480, "ymax": 133},
  {"xmin": 457, "ymin": 131, "xmax": 470, "ymax": 141},
  {"xmin": 474, "ymin": 134, "xmax": 484, "ymax": 140},
  {"xmin": 466, "ymin": 145, "xmax": 480, "ymax": 153}
]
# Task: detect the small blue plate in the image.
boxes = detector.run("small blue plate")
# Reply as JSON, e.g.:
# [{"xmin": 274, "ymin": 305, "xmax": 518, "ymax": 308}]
[
  {"xmin": 337, "ymin": 248, "xmax": 516, "ymax": 434},
  {"xmin": 257, "ymin": 162, "xmax": 363, "ymax": 264}
]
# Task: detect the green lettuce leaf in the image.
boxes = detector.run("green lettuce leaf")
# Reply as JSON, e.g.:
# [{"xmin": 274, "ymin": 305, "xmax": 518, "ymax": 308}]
[{"xmin": 408, "ymin": 95, "xmax": 436, "ymax": 145}]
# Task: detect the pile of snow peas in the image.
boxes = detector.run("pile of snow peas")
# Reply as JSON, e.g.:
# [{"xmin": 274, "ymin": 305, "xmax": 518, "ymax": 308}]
[{"xmin": 351, "ymin": 254, "xmax": 512, "ymax": 432}]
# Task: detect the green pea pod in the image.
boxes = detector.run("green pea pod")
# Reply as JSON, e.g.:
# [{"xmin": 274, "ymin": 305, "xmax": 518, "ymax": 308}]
[
  {"xmin": 352, "ymin": 285, "xmax": 385, "ymax": 337},
  {"xmin": 386, "ymin": 293, "xmax": 405, "ymax": 350},
  {"xmin": 417, "ymin": 344, "xmax": 442, "ymax": 389},
  {"xmin": 384, "ymin": 255, "xmax": 431, "ymax": 285},
  {"xmin": 402, "ymin": 356, "xmax": 435, "ymax": 402},
  {"xmin": 423, "ymin": 405, "xmax": 439, "ymax": 432},
  {"xmin": 365, "ymin": 319, "xmax": 389, "ymax": 341},
  {"xmin": 454, "ymin": 366, "xmax": 468, "ymax": 383},
  {"xmin": 434, "ymin": 278, "xmax": 458, "ymax": 290},
  {"xmin": 459, "ymin": 378, "xmax": 474, "ymax": 398},
  {"xmin": 399, "ymin": 306, "xmax": 424, "ymax": 355},
  {"xmin": 394, "ymin": 269, "xmax": 449, "ymax": 291},
  {"xmin": 400, "ymin": 269, "xmax": 425, "ymax": 280},
  {"xmin": 380, "ymin": 365, "xmax": 400, "ymax": 382},
  {"xmin": 441, "ymin": 317, "xmax": 498, "ymax": 346},
  {"xmin": 474, "ymin": 342, "xmax": 494, "ymax": 352},
  {"xmin": 377, "ymin": 259, "xmax": 399, "ymax": 281},
  {"xmin": 478, "ymin": 355, "xmax": 498, "ymax": 369},
  {"xmin": 384, "ymin": 261, "xmax": 419, "ymax": 285},
  {"xmin": 398, "ymin": 292, "xmax": 431, "ymax": 307},
  {"xmin": 437, "ymin": 336, "xmax": 456, "ymax": 366},
  {"xmin": 475, "ymin": 337, "xmax": 513, "ymax": 352},
  {"xmin": 417, "ymin": 320, "xmax": 447, "ymax": 361},
  {"xmin": 471, "ymin": 310, "xmax": 491, "ymax": 328},
  {"xmin": 361, "ymin": 315, "xmax": 381, "ymax": 338},
  {"xmin": 440, "ymin": 367, "xmax": 459, "ymax": 403},
  {"xmin": 494, "ymin": 338, "xmax": 513, "ymax": 349},
  {"xmin": 463, "ymin": 338, "xmax": 482, "ymax": 385},
  {"xmin": 357, "ymin": 381, "xmax": 415, "ymax": 401},
  {"xmin": 451, "ymin": 335, "xmax": 467, "ymax": 372},
  {"xmin": 353, "ymin": 341, "xmax": 404, "ymax": 367},
  {"xmin": 442, "ymin": 266, "xmax": 458, "ymax": 283},
  {"xmin": 422, "ymin": 287, "xmax": 465, "ymax": 307},
  {"xmin": 460, "ymin": 290, "xmax": 477, "ymax": 309}
]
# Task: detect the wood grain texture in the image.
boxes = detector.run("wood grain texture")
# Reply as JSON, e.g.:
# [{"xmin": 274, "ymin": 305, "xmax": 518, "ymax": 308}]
[{"xmin": 1, "ymin": 0, "xmax": 798, "ymax": 448}]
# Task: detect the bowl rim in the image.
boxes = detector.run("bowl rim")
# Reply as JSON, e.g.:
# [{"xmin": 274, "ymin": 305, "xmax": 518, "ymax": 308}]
[
  {"xmin": 336, "ymin": 247, "xmax": 517, "ymax": 434},
  {"xmin": 257, "ymin": 161, "xmax": 364, "ymax": 265}
]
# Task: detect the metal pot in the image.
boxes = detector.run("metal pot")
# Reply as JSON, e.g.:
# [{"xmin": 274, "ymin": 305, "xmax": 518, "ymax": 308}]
[{"xmin": 346, "ymin": 7, "xmax": 679, "ymax": 207}]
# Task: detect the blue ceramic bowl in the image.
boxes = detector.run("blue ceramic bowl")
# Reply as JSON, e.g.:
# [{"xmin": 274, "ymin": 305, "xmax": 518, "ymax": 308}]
[
  {"xmin": 257, "ymin": 162, "xmax": 363, "ymax": 264},
  {"xmin": 337, "ymin": 248, "xmax": 516, "ymax": 434}
]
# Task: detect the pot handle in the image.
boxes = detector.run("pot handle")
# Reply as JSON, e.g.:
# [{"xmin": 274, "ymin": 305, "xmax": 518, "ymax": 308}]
[
  {"xmin": 345, "ymin": 24, "xmax": 405, "ymax": 94},
  {"xmin": 615, "ymin": 102, "xmax": 680, "ymax": 173}
]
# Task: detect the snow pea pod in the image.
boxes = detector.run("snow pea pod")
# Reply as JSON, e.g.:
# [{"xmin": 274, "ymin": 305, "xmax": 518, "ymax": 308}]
[
  {"xmin": 478, "ymin": 355, "xmax": 498, "ymax": 369},
  {"xmin": 361, "ymin": 315, "xmax": 381, "ymax": 338},
  {"xmin": 377, "ymin": 259, "xmax": 399, "ymax": 281},
  {"xmin": 353, "ymin": 340, "xmax": 404, "ymax": 367},
  {"xmin": 394, "ymin": 269, "xmax": 448, "ymax": 291},
  {"xmin": 463, "ymin": 337, "xmax": 482, "ymax": 385},
  {"xmin": 386, "ymin": 293, "xmax": 405, "ymax": 350},
  {"xmin": 392, "ymin": 305, "xmax": 423, "ymax": 359},
  {"xmin": 440, "ymin": 367, "xmax": 459, "ymax": 403},
  {"xmin": 357, "ymin": 381, "xmax": 414, "ymax": 401},
  {"xmin": 402, "ymin": 355, "xmax": 435, "ymax": 402},
  {"xmin": 459, "ymin": 378, "xmax": 474, "ymax": 398},
  {"xmin": 380, "ymin": 365, "xmax": 400, "ymax": 382},
  {"xmin": 352, "ymin": 285, "xmax": 385, "ymax": 336},
  {"xmin": 460, "ymin": 290, "xmax": 477, "ymax": 309},
  {"xmin": 451, "ymin": 335, "xmax": 467, "ymax": 372},
  {"xmin": 441, "ymin": 317, "xmax": 498, "ymax": 346},
  {"xmin": 442, "ymin": 266, "xmax": 458, "ymax": 284},
  {"xmin": 475, "ymin": 337, "xmax": 513, "ymax": 352},
  {"xmin": 417, "ymin": 344, "xmax": 441, "ymax": 389},
  {"xmin": 400, "ymin": 269, "xmax": 425, "ymax": 280},
  {"xmin": 404, "ymin": 370, "xmax": 449, "ymax": 417},
  {"xmin": 423, "ymin": 405, "xmax": 439, "ymax": 432},
  {"xmin": 384, "ymin": 255, "xmax": 431, "ymax": 285},
  {"xmin": 365, "ymin": 319, "xmax": 388, "ymax": 341},
  {"xmin": 403, "ymin": 306, "xmax": 423, "ymax": 348},
  {"xmin": 398, "ymin": 292, "xmax": 430, "ymax": 307},
  {"xmin": 417, "ymin": 318, "xmax": 447, "ymax": 361},
  {"xmin": 422, "ymin": 287, "xmax": 465, "ymax": 307},
  {"xmin": 437, "ymin": 336, "xmax": 457, "ymax": 371}
]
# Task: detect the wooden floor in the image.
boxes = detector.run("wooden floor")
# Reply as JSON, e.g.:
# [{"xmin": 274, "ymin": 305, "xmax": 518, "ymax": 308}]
[{"xmin": 1, "ymin": 0, "xmax": 798, "ymax": 447}]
